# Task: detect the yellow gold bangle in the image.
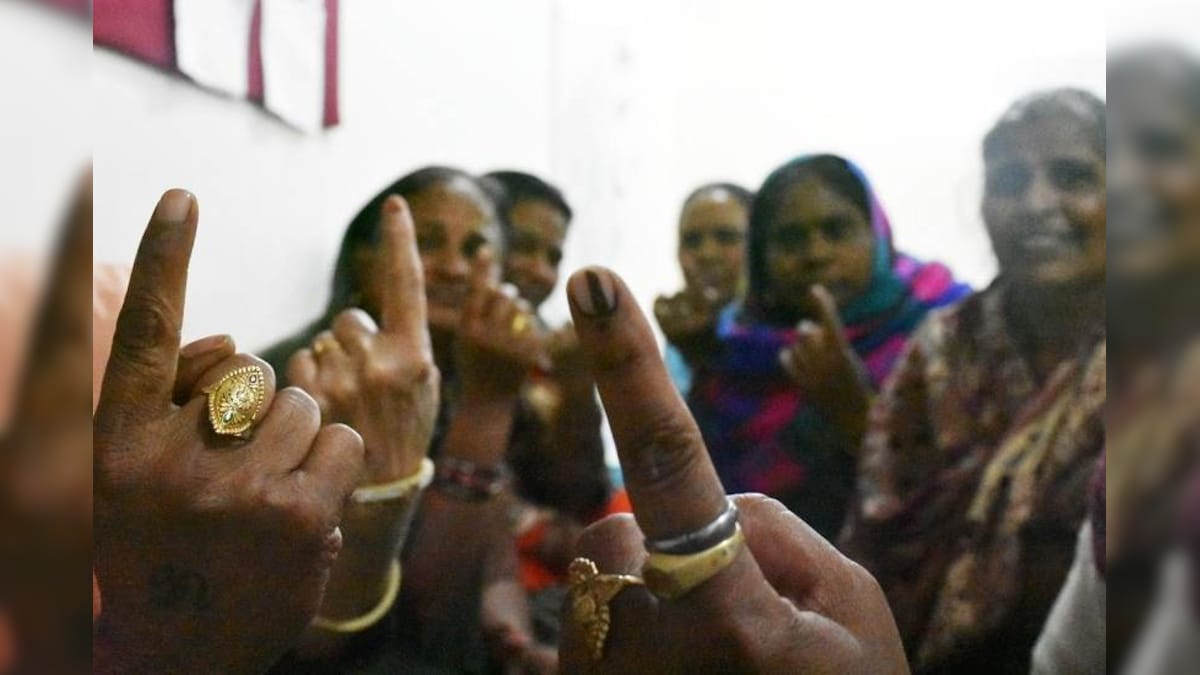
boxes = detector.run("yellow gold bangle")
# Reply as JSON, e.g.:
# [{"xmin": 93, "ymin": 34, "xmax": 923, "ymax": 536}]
[
  {"xmin": 311, "ymin": 560, "xmax": 401, "ymax": 634},
  {"xmin": 642, "ymin": 525, "xmax": 745, "ymax": 600},
  {"xmin": 351, "ymin": 458, "xmax": 434, "ymax": 504}
]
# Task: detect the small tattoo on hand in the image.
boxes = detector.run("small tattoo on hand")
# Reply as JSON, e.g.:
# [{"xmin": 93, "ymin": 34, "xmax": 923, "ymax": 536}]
[{"xmin": 149, "ymin": 564, "xmax": 213, "ymax": 612}]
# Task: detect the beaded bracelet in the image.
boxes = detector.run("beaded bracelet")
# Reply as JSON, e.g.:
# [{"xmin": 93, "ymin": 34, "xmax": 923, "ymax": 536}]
[{"xmin": 433, "ymin": 457, "xmax": 508, "ymax": 502}]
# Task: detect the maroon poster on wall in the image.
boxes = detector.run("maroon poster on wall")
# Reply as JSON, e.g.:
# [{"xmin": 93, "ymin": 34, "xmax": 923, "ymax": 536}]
[{"xmin": 93, "ymin": 0, "xmax": 340, "ymax": 131}]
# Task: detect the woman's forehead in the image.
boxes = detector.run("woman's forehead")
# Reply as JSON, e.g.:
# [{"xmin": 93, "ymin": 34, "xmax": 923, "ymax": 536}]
[{"xmin": 986, "ymin": 115, "xmax": 1102, "ymax": 163}]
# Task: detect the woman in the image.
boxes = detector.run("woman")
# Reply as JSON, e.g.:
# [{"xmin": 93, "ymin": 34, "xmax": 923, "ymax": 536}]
[
  {"xmin": 263, "ymin": 166, "xmax": 554, "ymax": 673},
  {"xmin": 1096, "ymin": 47, "xmax": 1200, "ymax": 670},
  {"xmin": 686, "ymin": 154, "xmax": 969, "ymax": 538},
  {"xmin": 839, "ymin": 89, "xmax": 1107, "ymax": 674},
  {"xmin": 478, "ymin": 169, "xmax": 622, "ymax": 673},
  {"xmin": 266, "ymin": 165, "xmax": 609, "ymax": 667},
  {"xmin": 655, "ymin": 182, "xmax": 753, "ymax": 396}
]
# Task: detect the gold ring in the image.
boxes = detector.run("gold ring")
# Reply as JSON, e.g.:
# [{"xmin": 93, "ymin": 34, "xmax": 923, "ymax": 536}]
[
  {"xmin": 204, "ymin": 365, "xmax": 267, "ymax": 438},
  {"xmin": 568, "ymin": 558, "xmax": 644, "ymax": 661},
  {"xmin": 312, "ymin": 335, "xmax": 338, "ymax": 357},
  {"xmin": 510, "ymin": 312, "xmax": 531, "ymax": 336},
  {"xmin": 642, "ymin": 524, "xmax": 745, "ymax": 600}
]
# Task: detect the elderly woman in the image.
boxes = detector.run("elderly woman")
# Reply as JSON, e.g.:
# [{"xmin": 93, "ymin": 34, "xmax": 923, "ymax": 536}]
[
  {"xmin": 655, "ymin": 182, "xmax": 754, "ymax": 396},
  {"xmin": 1042, "ymin": 47, "xmax": 1200, "ymax": 673},
  {"xmin": 682, "ymin": 155, "xmax": 969, "ymax": 538},
  {"xmin": 262, "ymin": 166, "xmax": 601, "ymax": 673},
  {"xmin": 840, "ymin": 88, "xmax": 1107, "ymax": 674}
]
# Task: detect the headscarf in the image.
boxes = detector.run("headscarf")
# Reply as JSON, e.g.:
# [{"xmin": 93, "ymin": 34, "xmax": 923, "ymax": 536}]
[{"xmin": 689, "ymin": 154, "xmax": 970, "ymax": 535}]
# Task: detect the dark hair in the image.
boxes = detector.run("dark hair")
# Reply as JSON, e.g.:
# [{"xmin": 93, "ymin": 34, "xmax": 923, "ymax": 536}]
[
  {"xmin": 327, "ymin": 165, "xmax": 500, "ymax": 316},
  {"xmin": 1108, "ymin": 45, "xmax": 1200, "ymax": 120},
  {"xmin": 482, "ymin": 170, "xmax": 573, "ymax": 230},
  {"xmin": 681, "ymin": 182, "xmax": 754, "ymax": 212},
  {"xmin": 746, "ymin": 154, "xmax": 871, "ymax": 323},
  {"xmin": 983, "ymin": 88, "xmax": 1106, "ymax": 159}
]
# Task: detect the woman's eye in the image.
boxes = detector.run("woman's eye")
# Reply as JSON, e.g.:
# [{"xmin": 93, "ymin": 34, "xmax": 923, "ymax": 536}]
[
  {"xmin": 986, "ymin": 166, "xmax": 1030, "ymax": 197},
  {"xmin": 713, "ymin": 228, "xmax": 745, "ymax": 246},
  {"xmin": 416, "ymin": 233, "xmax": 443, "ymax": 252},
  {"xmin": 510, "ymin": 234, "xmax": 539, "ymax": 255},
  {"xmin": 1051, "ymin": 161, "xmax": 1099, "ymax": 192},
  {"xmin": 682, "ymin": 232, "xmax": 704, "ymax": 250},
  {"xmin": 770, "ymin": 225, "xmax": 809, "ymax": 252},
  {"xmin": 822, "ymin": 218, "xmax": 851, "ymax": 242},
  {"xmin": 462, "ymin": 233, "xmax": 488, "ymax": 257}
]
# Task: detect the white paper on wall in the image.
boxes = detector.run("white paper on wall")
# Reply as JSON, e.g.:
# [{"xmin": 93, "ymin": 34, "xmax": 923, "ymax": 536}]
[
  {"xmin": 174, "ymin": 0, "xmax": 258, "ymax": 98},
  {"xmin": 261, "ymin": 0, "xmax": 328, "ymax": 133}
]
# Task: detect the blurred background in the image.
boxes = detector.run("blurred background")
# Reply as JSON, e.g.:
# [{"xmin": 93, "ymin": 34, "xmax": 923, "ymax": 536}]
[{"xmin": 83, "ymin": 0, "xmax": 1105, "ymax": 349}]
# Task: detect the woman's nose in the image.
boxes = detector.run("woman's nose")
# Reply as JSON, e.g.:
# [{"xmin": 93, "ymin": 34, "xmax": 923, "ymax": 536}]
[{"xmin": 434, "ymin": 249, "xmax": 471, "ymax": 280}]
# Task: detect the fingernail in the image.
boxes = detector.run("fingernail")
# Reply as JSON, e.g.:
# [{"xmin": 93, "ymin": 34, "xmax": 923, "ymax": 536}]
[
  {"xmin": 180, "ymin": 334, "xmax": 232, "ymax": 358},
  {"xmin": 155, "ymin": 189, "xmax": 195, "ymax": 224},
  {"xmin": 383, "ymin": 195, "xmax": 404, "ymax": 215},
  {"xmin": 797, "ymin": 320, "xmax": 819, "ymax": 334},
  {"xmin": 571, "ymin": 269, "xmax": 617, "ymax": 317}
]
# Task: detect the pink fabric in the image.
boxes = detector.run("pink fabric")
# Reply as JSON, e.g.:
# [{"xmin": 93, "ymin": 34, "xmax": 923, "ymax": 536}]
[
  {"xmin": 247, "ymin": 0, "xmax": 264, "ymax": 102},
  {"xmin": 322, "ymin": 0, "xmax": 340, "ymax": 127},
  {"xmin": 93, "ymin": 0, "xmax": 176, "ymax": 70},
  {"xmin": 94, "ymin": 0, "xmax": 339, "ymax": 128}
]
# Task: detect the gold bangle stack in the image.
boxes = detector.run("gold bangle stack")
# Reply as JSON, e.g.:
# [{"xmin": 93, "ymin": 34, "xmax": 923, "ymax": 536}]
[
  {"xmin": 311, "ymin": 559, "xmax": 402, "ymax": 634},
  {"xmin": 642, "ymin": 524, "xmax": 746, "ymax": 600}
]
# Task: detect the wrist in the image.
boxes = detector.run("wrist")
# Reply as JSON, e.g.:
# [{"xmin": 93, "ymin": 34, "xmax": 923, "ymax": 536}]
[
  {"xmin": 95, "ymin": 610, "xmax": 225, "ymax": 675},
  {"xmin": 341, "ymin": 458, "xmax": 433, "ymax": 547},
  {"xmin": 364, "ymin": 443, "xmax": 426, "ymax": 483},
  {"xmin": 460, "ymin": 383, "xmax": 521, "ymax": 408}
]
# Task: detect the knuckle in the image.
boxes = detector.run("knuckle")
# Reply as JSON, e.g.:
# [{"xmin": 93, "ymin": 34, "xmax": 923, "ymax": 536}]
[
  {"xmin": 113, "ymin": 298, "xmax": 177, "ymax": 355},
  {"xmin": 621, "ymin": 412, "xmax": 707, "ymax": 495},
  {"xmin": 272, "ymin": 387, "xmax": 321, "ymax": 428},
  {"xmin": 324, "ymin": 422, "xmax": 365, "ymax": 461},
  {"xmin": 576, "ymin": 513, "xmax": 643, "ymax": 572},
  {"xmin": 362, "ymin": 360, "xmax": 397, "ymax": 390}
]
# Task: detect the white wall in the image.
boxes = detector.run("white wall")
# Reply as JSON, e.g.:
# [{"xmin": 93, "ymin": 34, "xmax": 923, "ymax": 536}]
[
  {"xmin": 1108, "ymin": 0, "xmax": 1200, "ymax": 50},
  {"xmin": 90, "ymin": 0, "xmax": 1106, "ymax": 350},
  {"xmin": 0, "ymin": 1, "xmax": 89, "ymax": 255}
]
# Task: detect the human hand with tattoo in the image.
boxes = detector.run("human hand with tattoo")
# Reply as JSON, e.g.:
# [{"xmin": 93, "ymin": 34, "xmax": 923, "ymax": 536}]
[{"xmin": 92, "ymin": 191, "xmax": 366, "ymax": 674}]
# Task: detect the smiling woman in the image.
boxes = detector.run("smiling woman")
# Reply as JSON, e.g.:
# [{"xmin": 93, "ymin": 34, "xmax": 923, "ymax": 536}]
[{"xmin": 839, "ymin": 89, "xmax": 1107, "ymax": 674}]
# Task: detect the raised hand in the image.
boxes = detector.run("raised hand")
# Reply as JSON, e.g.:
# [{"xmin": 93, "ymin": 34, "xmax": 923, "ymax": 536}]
[
  {"xmin": 457, "ymin": 249, "xmax": 548, "ymax": 402},
  {"xmin": 287, "ymin": 196, "xmax": 440, "ymax": 484},
  {"xmin": 93, "ymin": 190, "xmax": 365, "ymax": 675},
  {"xmin": 653, "ymin": 285, "xmax": 724, "ymax": 353},
  {"xmin": 780, "ymin": 284, "xmax": 873, "ymax": 445},
  {"xmin": 559, "ymin": 267, "xmax": 908, "ymax": 674},
  {"xmin": 546, "ymin": 322, "xmax": 590, "ymax": 389},
  {"xmin": 0, "ymin": 170, "xmax": 94, "ymax": 674}
]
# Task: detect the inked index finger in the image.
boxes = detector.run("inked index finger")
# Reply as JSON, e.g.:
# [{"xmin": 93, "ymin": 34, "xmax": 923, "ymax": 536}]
[
  {"xmin": 810, "ymin": 284, "xmax": 845, "ymax": 337},
  {"xmin": 566, "ymin": 266, "xmax": 728, "ymax": 541},
  {"xmin": 96, "ymin": 189, "xmax": 198, "ymax": 426},
  {"xmin": 378, "ymin": 195, "xmax": 428, "ymax": 348}
]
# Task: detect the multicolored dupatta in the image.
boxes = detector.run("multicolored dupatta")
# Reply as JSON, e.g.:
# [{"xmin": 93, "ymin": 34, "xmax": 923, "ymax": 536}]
[{"xmin": 688, "ymin": 156, "xmax": 971, "ymax": 536}]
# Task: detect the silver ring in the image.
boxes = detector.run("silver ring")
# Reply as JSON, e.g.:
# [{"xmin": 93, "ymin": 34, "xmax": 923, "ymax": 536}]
[{"xmin": 644, "ymin": 499, "xmax": 739, "ymax": 555}]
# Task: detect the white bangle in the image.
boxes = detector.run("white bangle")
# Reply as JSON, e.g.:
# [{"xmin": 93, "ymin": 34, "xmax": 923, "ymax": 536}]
[{"xmin": 351, "ymin": 458, "xmax": 434, "ymax": 504}]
